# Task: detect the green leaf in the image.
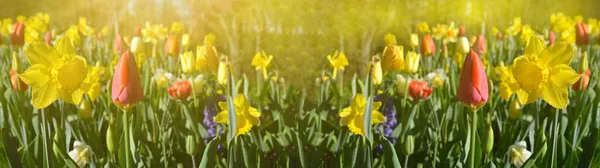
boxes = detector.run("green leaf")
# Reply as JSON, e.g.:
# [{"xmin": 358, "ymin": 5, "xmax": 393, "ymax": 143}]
[
  {"xmin": 522, "ymin": 139, "xmax": 548, "ymax": 168},
  {"xmin": 578, "ymin": 128, "xmax": 598, "ymax": 167},
  {"xmin": 199, "ymin": 137, "xmax": 220, "ymax": 168},
  {"xmin": 363, "ymin": 96, "xmax": 374, "ymax": 141},
  {"xmin": 226, "ymin": 96, "xmax": 237, "ymax": 142},
  {"xmin": 294, "ymin": 132, "xmax": 306, "ymax": 168}
]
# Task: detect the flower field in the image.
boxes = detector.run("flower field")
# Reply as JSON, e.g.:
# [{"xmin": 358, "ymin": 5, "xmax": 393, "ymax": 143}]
[{"xmin": 1, "ymin": 1, "xmax": 600, "ymax": 168}]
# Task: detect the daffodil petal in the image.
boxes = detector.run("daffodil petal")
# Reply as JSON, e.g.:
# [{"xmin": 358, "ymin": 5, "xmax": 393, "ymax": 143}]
[
  {"xmin": 19, "ymin": 64, "xmax": 50, "ymax": 87},
  {"xmin": 350, "ymin": 116, "xmax": 364, "ymax": 135},
  {"xmin": 248, "ymin": 107, "xmax": 261, "ymax": 118},
  {"xmin": 235, "ymin": 115, "xmax": 248, "ymax": 135},
  {"xmin": 58, "ymin": 55, "xmax": 88, "ymax": 91},
  {"xmin": 550, "ymin": 64, "xmax": 581, "ymax": 88},
  {"xmin": 541, "ymin": 83, "xmax": 568, "ymax": 109},
  {"xmin": 214, "ymin": 112, "xmax": 228, "ymax": 124},
  {"xmin": 339, "ymin": 107, "xmax": 352, "ymax": 117},
  {"xmin": 59, "ymin": 89, "xmax": 84, "ymax": 105},
  {"xmin": 372, "ymin": 102, "xmax": 383, "ymax": 111},
  {"xmin": 371, "ymin": 111, "xmax": 386, "ymax": 124},
  {"xmin": 516, "ymin": 89, "xmax": 541, "ymax": 105},
  {"xmin": 25, "ymin": 42, "xmax": 60, "ymax": 66},
  {"xmin": 525, "ymin": 35, "xmax": 545, "ymax": 55},
  {"xmin": 55, "ymin": 36, "xmax": 75, "ymax": 55},
  {"xmin": 31, "ymin": 82, "xmax": 59, "ymax": 109},
  {"xmin": 217, "ymin": 102, "xmax": 228, "ymax": 110},
  {"xmin": 540, "ymin": 42, "xmax": 574, "ymax": 66}
]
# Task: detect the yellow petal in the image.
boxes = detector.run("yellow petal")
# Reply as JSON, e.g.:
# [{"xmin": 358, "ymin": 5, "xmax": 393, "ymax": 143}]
[
  {"xmin": 234, "ymin": 94, "xmax": 248, "ymax": 108},
  {"xmin": 31, "ymin": 82, "xmax": 59, "ymax": 109},
  {"xmin": 59, "ymin": 89, "xmax": 84, "ymax": 105},
  {"xmin": 246, "ymin": 114, "xmax": 260, "ymax": 126},
  {"xmin": 55, "ymin": 36, "xmax": 76, "ymax": 55},
  {"xmin": 541, "ymin": 83, "xmax": 568, "ymax": 109},
  {"xmin": 516, "ymin": 89, "xmax": 541, "ymax": 105},
  {"xmin": 540, "ymin": 42, "xmax": 574, "ymax": 66},
  {"xmin": 57, "ymin": 55, "xmax": 88, "ymax": 91},
  {"xmin": 371, "ymin": 111, "xmax": 386, "ymax": 124},
  {"xmin": 512, "ymin": 55, "xmax": 545, "ymax": 91},
  {"xmin": 340, "ymin": 115, "xmax": 353, "ymax": 126},
  {"xmin": 372, "ymin": 102, "xmax": 383, "ymax": 111},
  {"xmin": 248, "ymin": 107, "xmax": 261, "ymax": 118},
  {"xmin": 19, "ymin": 64, "xmax": 51, "ymax": 87},
  {"xmin": 214, "ymin": 111, "xmax": 228, "ymax": 124},
  {"xmin": 351, "ymin": 116, "xmax": 364, "ymax": 135},
  {"xmin": 339, "ymin": 107, "xmax": 353, "ymax": 117},
  {"xmin": 525, "ymin": 35, "xmax": 545, "ymax": 55},
  {"xmin": 550, "ymin": 64, "xmax": 581, "ymax": 88},
  {"xmin": 235, "ymin": 115, "xmax": 249, "ymax": 135},
  {"xmin": 25, "ymin": 42, "xmax": 60, "ymax": 66}
]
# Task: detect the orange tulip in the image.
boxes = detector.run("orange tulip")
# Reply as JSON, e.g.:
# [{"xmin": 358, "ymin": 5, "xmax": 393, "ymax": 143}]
[
  {"xmin": 112, "ymin": 50, "xmax": 144, "ymax": 110},
  {"xmin": 114, "ymin": 35, "xmax": 127, "ymax": 55},
  {"xmin": 420, "ymin": 35, "xmax": 435, "ymax": 56},
  {"xmin": 44, "ymin": 31, "xmax": 52, "ymax": 45},
  {"xmin": 472, "ymin": 35, "xmax": 486, "ymax": 55},
  {"xmin": 572, "ymin": 69, "xmax": 590, "ymax": 91},
  {"xmin": 11, "ymin": 22, "xmax": 25, "ymax": 46},
  {"xmin": 575, "ymin": 22, "xmax": 590, "ymax": 46},
  {"xmin": 409, "ymin": 80, "xmax": 432, "ymax": 100},
  {"xmin": 456, "ymin": 49, "xmax": 488, "ymax": 109},
  {"xmin": 165, "ymin": 35, "xmax": 179, "ymax": 56},
  {"xmin": 548, "ymin": 31, "xmax": 556, "ymax": 46},
  {"xmin": 9, "ymin": 69, "xmax": 28, "ymax": 91}
]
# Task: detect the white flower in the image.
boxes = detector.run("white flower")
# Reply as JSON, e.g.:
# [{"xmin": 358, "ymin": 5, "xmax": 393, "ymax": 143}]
[
  {"xmin": 456, "ymin": 36, "xmax": 470, "ymax": 53},
  {"xmin": 130, "ymin": 37, "xmax": 144, "ymax": 53},
  {"xmin": 396, "ymin": 74, "xmax": 410, "ymax": 95},
  {"xmin": 68, "ymin": 141, "xmax": 92, "ymax": 168},
  {"xmin": 153, "ymin": 68, "xmax": 174, "ymax": 88},
  {"xmin": 508, "ymin": 141, "xmax": 532, "ymax": 168},
  {"xmin": 425, "ymin": 69, "xmax": 447, "ymax": 87}
]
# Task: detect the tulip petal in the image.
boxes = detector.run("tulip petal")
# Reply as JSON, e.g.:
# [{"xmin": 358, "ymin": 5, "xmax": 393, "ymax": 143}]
[
  {"xmin": 19, "ymin": 64, "xmax": 50, "ymax": 87},
  {"xmin": 25, "ymin": 42, "xmax": 60, "ymax": 66},
  {"xmin": 550, "ymin": 64, "xmax": 581, "ymax": 88},
  {"xmin": 540, "ymin": 42, "xmax": 574, "ymax": 66},
  {"xmin": 541, "ymin": 83, "xmax": 568, "ymax": 109},
  {"xmin": 55, "ymin": 36, "xmax": 75, "ymax": 55},
  {"xmin": 214, "ymin": 112, "xmax": 228, "ymax": 124},
  {"xmin": 525, "ymin": 35, "xmax": 545, "ymax": 55},
  {"xmin": 31, "ymin": 82, "xmax": 59, "ymax": 108}
]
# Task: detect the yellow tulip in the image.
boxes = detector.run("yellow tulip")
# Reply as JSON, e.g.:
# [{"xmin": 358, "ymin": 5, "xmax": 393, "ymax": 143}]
[
  {"xmin": 18, "ymin": 36, "xmax": 88, "ymax": 108},
  {"xmin": 130, "ymin": 37, "xmax": 144, "ymax": 54},
  {"xmin": 180, "ymin": 51, "xmax": 195, "ymax": 73},
  {"xmin": 339, "ymin": 94, "xmax": 386, "ymax": 136},
  {"xmin": 409, "ymin": 34, "xmax": 419, "ymax": 48},
  {"xmin": 369, "ymin": 56, "xmax": 383, "ymax": 85},
  {"xmin": 214, "ymin": 94, "xmax": 261, "ymax": 136},
  {"xmin": 327, "ymin": 50, "xmax": 349, "ymax": 79},
  {"xmin": 512, "ymin": 36, "xmax": 580, "ymax": 108},
  {"xmin": 217, "ymin": 57, "xmax": 230, "ymax": 86},
  {"xmin": 196, "ymin": 34, "xmax": 219, "ymax": 73},
  {"xmin": 382, "ymin": 34, "xmax": 404, "ymax": 73},
  {"xmin": 182, "ymin": 33, "xmax": 191, "ymax": 47},
  {"xmin": 404, "ymin": 51, "xmax": 420, "ymax": 73},
  {"xmin": 251, "ymin": 51, "xmax": 274, "ymax": 79}
]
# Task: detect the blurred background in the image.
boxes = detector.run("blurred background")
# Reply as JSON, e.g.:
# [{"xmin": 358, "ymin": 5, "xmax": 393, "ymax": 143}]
[{"xmin": 1, "ymin": 0, "xmax": 599, "ymax": 86}]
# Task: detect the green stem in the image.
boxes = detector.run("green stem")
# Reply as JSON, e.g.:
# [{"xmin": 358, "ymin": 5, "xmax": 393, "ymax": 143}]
[
  {"xmin": 41, "ymin": 109, "xmax": 51, "ymax": 167},
  {"xmin": 404, "ymin": 155, "xmax": 409, "ymax": 168},
  {"xmin": 123, "ymin": 111, "xmax": 131, "ymax": 168},
  {"xmin": 550, "ymin": 109, "xmax": 559, "ymax": 168},
  {"xmin": 469, "ymin": 111, "xmax": 478, "ymax": 168}
]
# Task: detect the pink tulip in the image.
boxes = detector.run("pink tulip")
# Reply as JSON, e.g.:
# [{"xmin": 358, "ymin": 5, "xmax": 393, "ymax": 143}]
[
  {"xmin": 112, "ymin": 50, "xmax": 144, "ymax": 109},
  {"xmin": 456, "ymin": 49, "xmax": 488, "ymax": 108},
  {"xmin": 548, "ymin": 32, "xmax": 556, "ymax": 46},
  {"xmin": 472, "ymin": 35, "xmax": 486, "ymax": 55},
  {"xmin": 44, "ymin": 32, "xmax": 52, "ymax": 45},
  {"xmin": 114, "ymin": 35, "xmax": 127, "ymax": 55}
]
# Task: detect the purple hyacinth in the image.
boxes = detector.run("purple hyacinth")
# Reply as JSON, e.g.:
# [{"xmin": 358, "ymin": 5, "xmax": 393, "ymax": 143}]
[
  {"xmin": 203, "ymin": 96, "xmax": 226, "ymax": 138},
  {"xmin": 374, "ymin": 96, "xmax": 397, "ymax": 143}
]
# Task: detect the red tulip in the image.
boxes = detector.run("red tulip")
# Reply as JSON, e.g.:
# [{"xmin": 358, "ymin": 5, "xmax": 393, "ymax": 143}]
[
  {"xmin": 11, "ymin": 22, "xmax": 25, "ymax": 46},
  {"xmin": 9, "ymin": 69, "xmax": 28, "ymax": 91},
  {"xmin": 548, "ymin": 31, "xmax": 556, "ymax": 46},
  {"xmin": 572, "ymin": 69, "xmax": 591, "ymax": 91},
  {"xmin": 456, "ymin": 49, "xmax": 488, "ymax": 108},
  {"xmin": 114, "ymin": 35, "xmax": 127, "ymax": 55},
  {"xmin": 575, "ymin": 22, "xmax": 590, "ymax": 46},
  {"xmin": 420, "ymin": 35, "xmax": 436, "ymax": 56},
  {"xmin": 459, "ymin": 25, "xmax": 466, "ymax": 36},
  {"xmin": 44, "ymin": 32, "xmax": 52, "ymax": 45},
  {"xmin": 409, "ymin": 80, "xmax": 433, "ymax": 100},
  {"xmin": 112, "ymin": 50, "xmax": 144, "ymax": 109},
  {"xmin": 165, "ymin": 35, "xmax": 179, "ymax": 56},
  {"xmin": 472, "ymin": 35, "xmax": 486, "ymax": 55},
  {"xmin": 168, "ymin": 80, "xmax": 192, "ymax": 100}
]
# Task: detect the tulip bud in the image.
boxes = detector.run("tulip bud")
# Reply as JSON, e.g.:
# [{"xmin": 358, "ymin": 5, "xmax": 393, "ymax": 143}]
[
  {"xmin": 456, "ymin": 37, "xmax": 470, "ymax": 53},
  {"xmin": 382, "ymin": 45, "xmax": 404, "ymax": 73},
  {"xmin": 420, "ymin": 35, "xmax": 436, "ymax": 56},
  {"xmin": 168, "ymin": 80, "xmax": 192, "ymax": 100},
  {"xmin": 370, "ymin": 56, "xmax": 383, "ymax": 85},
  {"xmin": 404, "ymin": 51, "xmax": 420, "ymax": 73},
  {"xmin": 44, "ymin": 31, "xmax": 52, "ymax": 45},
  {"xmin": 408, "ymin": 80, "xmax": 433, "ymax": 100},
  {"xmin": 441, "ymin": 44, "xmax": 448, "ymax": 58},
  {"xmin": 579, "ymin": 52, "xmax": 589, "ymax": 73},
  {"xmin": 11, "ymin": 22, "xmax": 25, "ymax": 46},
  {"xmin": 496, "ymin": 32, "xmax": 503, "ymax": 40},
  {"xmin": 134, "ymin": 25, "xmax": 142, "ymax": 37},
  {"xmin": 182, "ymin": 34, "xmax": 191, "ymax": 47},
  {"xmin": 10, "ymin": 69, "xmax": 28, "ymax": 91},
  {"xmin": 106, "ymin": 124, "xmax": 118, "ymax": 154},
  {"xmin": 217, "ymin": 56, "xmax": 229, "ymax": 86},
  {"xmin": 459, "ymin": 25, "xmax": 466, "ymax": 36},
  {"xmin": 409, "ymin": 34, "xmax": 419, "ymax": 48},
  {"xmin": 508, "ymin": 100, "xmax": 522, "ymax": 120},
  {"xmin": 483, "ymin": 124, "xmax": 494, "ymax": 153},
  {"xmin": 192, "ymin": 75, "xmax": 205, "ymax": 96},
  {"xmin": 165, "ymin": 35, "xmax": 180, "ymax": 56},
  {"xmin": 112, "ymin": 50, "xmax": 144, "ymax": 110},
  {"xmin": 547, "ymin": 31, "xmax": 556, "ymax": 46},
  {"xmin": 114, "ymin": 35, "xmax": 127, "ymax": 55},
  {"xmin": 575, "ymin": 22, "xmax": 590, "ymax": 46},
  {"xmin": 78, "ymin": 99, "xmax": 92, "ymax": 120},
  {"xmin": 401, "ymin": 135, "xmax": 414, "ymax": 156},
  {"xmin": 572, "ymin": 69, "xmax": 591, "ymax": 91},
  {"xmin": 186, "ymin": 135, "xmax": 198, "ymax": 155},
  {"xmin": 472, "ymin": 35, "xmax": 486, "ymax": 55},
  {"xmin": 395, "ymin": 74, "xmax": 409, "ymax": 95},
  {"xmin": 11, "ymin": 52, "xmax": 20, "ymax": 73},
  {"xmin": 456, "ymin": 49, "xmax": 488, "ymax": 111},
  {"xmin": 130, "ymin": 37, "xmax": 144, "ymax": 54}
]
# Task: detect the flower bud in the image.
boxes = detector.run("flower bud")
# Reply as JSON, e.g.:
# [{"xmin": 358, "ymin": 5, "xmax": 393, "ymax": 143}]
[
  {"xmin": 370, "ymin": 56, "xmax": 383, "ymax": 85},
  {"xmin": 572, "ymin": 69, "xmax": 590, "ymax": 91},
  {"xmin": 420, "ymin": 35, "xmax": 436, "ymax": 56},
  {"xmin": 509, "ymin": 100, "xmax": 521, "ymax": 120},
  {"xmin": 106, "ymin": 124, "xmax": 118, "ymax": 154},
  {"xmin": 78, "ymin": 99, "xmax": 92, "ymax": 120},
  {"xmin": 168, "ymin": 80, "xmax": 192, "ymax": 100},
  {"xmin": 182, "ymin": 34, "xmax": 191, "ymax": 47},
  {"xmin": 10, "ymin": 69, "xmax": 28, "ymax": 91},
  {"xmin": 547, "ymin": 31, "xmax": 556, "ymax": 46},
  {"xmin": 459, "ymin": 25, "xmax": 466, "ymax": 36},
  {"xmin": 472, "ymin": 35, "xmax": 486, "ymax": 55},
  {"xmin": 483, "ymin": 124, "xmax": 494, "ymax": 153},
  {"xmin": 114, "ymin": 35, "xmax": 127, "ymax": 55},
  {"xmin": 456, "ymin": 49, "xmax": 488, "ymax": 110},
  {"xmin": 409, "ymin": 34, "xmax": 419, "ymax": 48},
  {"xmin": 456, "ymin": 37, "xmax": 470, "ymax": 53},
  {"xmin": 112, "ymin": 50, "xmax": 144, "ymax": 110},
  {"xmin": 401, "ymin": 135, "xmax": 414, "ymax": 156},
  {"xmin": 575, "ymin": 22, "xmax": 590, "ymax": 46},
  {"xmin": 165, "ymin": 35, "xmax": 179, "ymax": 56},
  {"xmin": 404, "ymin": 51, "xmax": 420, "ymax": 73},
  {"xmin": 186, "ymin": 135, "xmax": 198, "ymax": 155},
  {"xmin": 130, "ymin": 37, "xmax": 144, "ymax": 54},
  {"xmin": 11, "ymin": 21, "xmax": 25, "ymax": 46},
  {"xmin": 44, "ymin": 31, "xmax": 52, "ymax": 45}
]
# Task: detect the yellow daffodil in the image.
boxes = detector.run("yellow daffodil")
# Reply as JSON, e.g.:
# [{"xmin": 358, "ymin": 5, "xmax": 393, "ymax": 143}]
[
  {"xmin": 491, "ymin": 27, "xmax": 500, "ymax": 37},
  {"xmin": 1, "ymin": 18, "xmax": 12, "ymax": 36},
  {"xmin": 196, "ymin": 34, "xmax": 219, "ymax": 73},
  {"xmin": 18, "ymin": 36, "xmax": 89, "ymax": 108},
  {"xmin": 506, "ymin": 17, "xmax": 523, "ymax": 36},
  {"xmin": 78, "ymin": 17, "xmax": 94, "ymax": 36},
  {"xmin": 66, "ymin": 25, "xmax": 81, "ymax": 46},
  {"xmin": 215, "ymin": 94, "xmax": 261, "ymax": 136},
  {"xmin": 512, "ymin": 36, "xmax": 580, "ymax": 109},
  {"xmin": 327, "ymin": 50, "xmax": 349, "ymax": 79},
  {"xmin": 495, "ymin": 63, "xmax": 519, "ymax": 101},
  {"xmin": 81, "ymin": 62, "xmax": 104, "ymax": 101},
  {"xmin": 339, "ymin": 94, "xmax": 386, "ymax": 136},
  {"xmin": 170, "ymin": 22, "xmax": 184, "ymax": 34},
  {"xmin": 425, "ymin": 69, "xmax": 447, "ymax": 88},
  {"xmin": 588, "ymin": 18, "xmax": 598, "ymax": 36},
  {"xmin": 142, "ymin": 22, "xmax": 168, "ymax": 44},
  {"xmin": 404, "ymin": 51, "xmax": 420, "ymax": 73},
  {"xmin": 443, "ymin": 22, "xmax": 458, "ymax": 44},
  {"xmin": 417, "ymin": 22, "xmax": 430, "ymax": 34},
  {"xmin": 432, "ymin": 24, "xmax": 447, "ymax": 40},
  {"xmin": 251, "ymin": 51, "xmax": 274, "ymax": 79},
  {"xmin": 519, "ymin": 25, "xmax": 535, "ymax": 45},
  {"xmin": 180, "ymin": 51, "xmax": 195, "ymax": 73},
  {"xmin": 152, "ymin": 69, "xmax": 173, "ymax": 89}
]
